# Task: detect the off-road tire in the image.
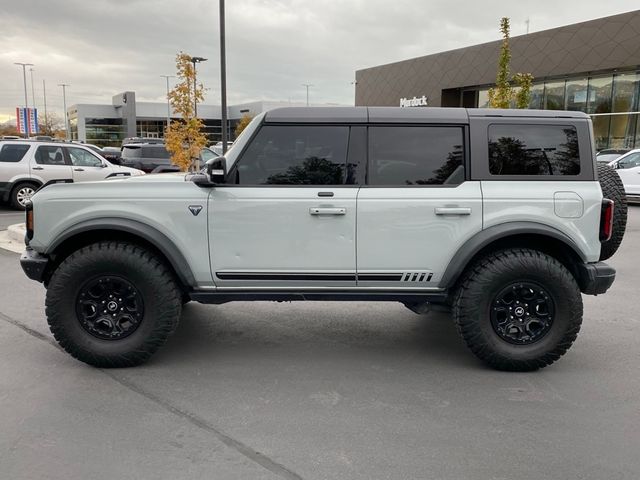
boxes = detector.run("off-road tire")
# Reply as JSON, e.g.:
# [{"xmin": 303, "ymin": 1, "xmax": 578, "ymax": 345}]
[
  {"xmin": 597, "ymin": 163, "xmax": 627, "ymax": 261},
  {"xmin": 453, "ymin": 248, "xmax": 583, "ymax": 371},
  {"xmin": 46, "ymin": 241, "xmax": 182, "ymax": 367},
  {"xmin": 10, "ymin": 182, "xmax": 38, "ymax": 210}
]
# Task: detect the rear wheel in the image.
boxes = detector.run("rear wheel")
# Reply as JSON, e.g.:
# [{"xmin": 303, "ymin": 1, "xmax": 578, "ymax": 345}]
[
  {"xmin": 10, "ymin": 182, "xmax": 38, "ymax": 210},
  {"xmin": 597, "ymin": 163, "xmax": 627, "ymax": 260},
  {"xmin": 46, "ymin": 241, "xmax": 182, "ymax": 367},
  {"xmin": 453, "ymin": 248, "xmax": 583, "ymax": 371}
]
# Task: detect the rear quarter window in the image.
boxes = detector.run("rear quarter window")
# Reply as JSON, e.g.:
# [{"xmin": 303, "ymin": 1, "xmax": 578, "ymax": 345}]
[
  {"xmin": 488, "ymin": 124, "xmax": 580, "ymax": 176},
  {"xmin": 141, "ymin": 146, "xmax": 170, "ymax": 159},
  {"xmin": 0, "ymin": 144, "xmax": 30, "ymax": 163}
]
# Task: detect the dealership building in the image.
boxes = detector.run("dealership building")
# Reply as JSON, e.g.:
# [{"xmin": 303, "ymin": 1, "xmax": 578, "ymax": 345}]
[
  {"xmin": 355, "ymin": 10, "xmax": 640, "ymax": 150},
  {"xmin": 68, "ymin": 93, "xmax": 313, "ymax": 146}
]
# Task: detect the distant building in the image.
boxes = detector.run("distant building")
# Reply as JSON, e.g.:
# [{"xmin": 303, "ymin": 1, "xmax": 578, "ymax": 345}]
[
  {"xmin": 67, "ymin": 93, "xmax": 314, "ymax": 146},
  {"xmin": 356, "ymin": 10, "xmax": 640, "ymax": 150}
]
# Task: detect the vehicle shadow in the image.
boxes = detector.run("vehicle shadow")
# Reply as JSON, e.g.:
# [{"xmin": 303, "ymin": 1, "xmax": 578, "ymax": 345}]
[{"xmin": 156, "ymin": 301, "xmax": 478, "ymax": 369}]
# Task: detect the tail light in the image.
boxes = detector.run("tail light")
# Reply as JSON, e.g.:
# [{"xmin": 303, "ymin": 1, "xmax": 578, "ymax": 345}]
[
  {"xmin": 600, "ymin": 199, "xmax": 614, "ymax": 242},
  {"xmin": 25, "ymin": 201, "xmax": 34, "ymax": 243}
]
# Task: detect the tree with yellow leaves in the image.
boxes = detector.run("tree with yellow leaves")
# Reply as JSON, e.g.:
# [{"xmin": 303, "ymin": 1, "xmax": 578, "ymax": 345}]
[
  {"xmin": 165, "ymin": 52, "xmax": 208, "ymax": 171},
  {"xmin": 234, "ymin": 113, "xmax": 254, "ymax": 137}
]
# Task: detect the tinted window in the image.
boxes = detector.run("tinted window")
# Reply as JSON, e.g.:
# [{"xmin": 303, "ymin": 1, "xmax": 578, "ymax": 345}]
[
  {"xmin": 234, "ymin": 125, "xmax": 349, "ymax": 185},
  {"xmin": 617, "ymin": 152, "xmax": 640, "ymax": 169},
  {"xmin": 121, "ymin": 146, "xmax": 141, "ymax": 159},
  {"xmin": 489, "ymin": 124, "xmax": 580, "ymax": 176},
  {"xmin": 67, "ymin": 147, "xmax": 103, "ymax": 167},
  {"xmin": 368, "ymin": 126, "xmax": 464, "ymax": 185},
  {"xmin": 141, "ymin": 146, "xmax": 170, "ymax": 159},
  {"xmin": 35, "ymin": 146, "xmax": 67, "ymax": 165},
  {"xmin": 0, "ymin": 144, "xmax": 30, "ymax": 163}
]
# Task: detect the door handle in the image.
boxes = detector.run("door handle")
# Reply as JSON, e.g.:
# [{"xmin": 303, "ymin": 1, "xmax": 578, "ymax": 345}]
[
  {"xmin": 74, "ymin": 168, "xmax": 85, "ymax": 171},
  {"xmin": 309, "ymin": 207, "xmax": 346, "ymax": 216},
  {"xmin": 32, "ymin": 166, "xmax": 44, "ymax": 170},
  {"xmin": 435, "ymin": 207, "xmax": 472, "ymax": 216}
]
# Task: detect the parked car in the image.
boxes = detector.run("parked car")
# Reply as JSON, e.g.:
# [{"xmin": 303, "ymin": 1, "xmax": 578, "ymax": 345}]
[
  {"xmin": 122, "ymin": 137, "xmax": 165, "ymax": 146},
  {"xmin": 607, "ymin": 149, "xmax": 640, "ymax": 203},
  {"xmin": 119, "ymin": 143, "xmax": 174, "ymax": 173},
  {"xmin": 21, "ymin": 107, "xmax": 627, "ymax": 371},
  {"xmin": 0, "ymin": 140, "xmax": 144, "ymax": 209},
  {"xmin": 210, "ymin": 141, "xmax": 234, "ymax": 156},
  {"xmin": 596, "ymin": 148, "xmax": 630, "ymax": 164},
  {"xmin": 101, "ymin": 146, "xmax": 123, "ymax": 165}
]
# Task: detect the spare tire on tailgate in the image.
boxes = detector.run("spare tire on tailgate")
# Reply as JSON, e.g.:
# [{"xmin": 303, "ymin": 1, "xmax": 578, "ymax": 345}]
[{"xmin": 597, "ymin": 163, "xmax": 627, "ymax": 261}]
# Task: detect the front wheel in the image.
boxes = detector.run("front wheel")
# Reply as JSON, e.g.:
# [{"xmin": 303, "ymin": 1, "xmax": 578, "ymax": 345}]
[
  {"xmin": 453, "ymin": 248, "xmax": 583, "ymax": 371},
  {"xmin": 46, "ymin": 241, "xmax": 182, "ymax": 367}
]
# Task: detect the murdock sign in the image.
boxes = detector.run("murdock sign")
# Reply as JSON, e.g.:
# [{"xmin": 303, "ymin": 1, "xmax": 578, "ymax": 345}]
[{"xmin": 399, "ymin": 95, "xmax": 428, "ymax": 107}]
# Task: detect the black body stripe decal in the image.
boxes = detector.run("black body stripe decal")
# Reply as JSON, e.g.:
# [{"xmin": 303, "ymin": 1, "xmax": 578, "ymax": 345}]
[
  {"xmin": 358, "ymin": 274, "xmax": 404, "ymax": 281},
  {"xmin": 216, "ymin": 272, "xmax": 356, "ymax": 281},
  {"xmin": 216, "ymin": 272, "xmax": 434, "ymax": 282}
]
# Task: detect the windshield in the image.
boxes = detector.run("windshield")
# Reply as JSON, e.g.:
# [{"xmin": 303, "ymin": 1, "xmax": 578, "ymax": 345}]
[{"xmin": 226, "ymin": 112, "xmax": 266, "ymax": 169}]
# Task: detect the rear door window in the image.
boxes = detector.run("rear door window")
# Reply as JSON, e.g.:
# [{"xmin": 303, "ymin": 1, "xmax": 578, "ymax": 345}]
[
  {"xmin": 488, "ymin": 124, "xmax": 580, "ymax": 175},
  {"xmin": 35, "ymin": 146, "xmax": 68, "ymax": 165},
  {"xmin": 367, "ymin": 126, "xmax": 465, "ymax": 185},
  {"xmin": 0, "ymin": 144, "xmax": 30, "ymax": 162}
]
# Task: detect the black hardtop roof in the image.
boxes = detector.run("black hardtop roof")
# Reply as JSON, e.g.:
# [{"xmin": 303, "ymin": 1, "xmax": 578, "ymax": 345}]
[{"xmin": 264, "ymin": 107, "xmax": 590, "ymax": 124}]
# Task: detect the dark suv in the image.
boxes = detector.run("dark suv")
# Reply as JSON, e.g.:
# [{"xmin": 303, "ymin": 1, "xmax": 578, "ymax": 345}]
[{"xmin": 119, "ymin": 143, "xmax": 174, "ymax": 173}]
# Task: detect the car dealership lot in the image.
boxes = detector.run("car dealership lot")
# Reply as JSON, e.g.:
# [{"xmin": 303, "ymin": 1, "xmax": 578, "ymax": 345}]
[{"xmin": 0, "ymin": 208, "xmax": 639, "ymax": 480}]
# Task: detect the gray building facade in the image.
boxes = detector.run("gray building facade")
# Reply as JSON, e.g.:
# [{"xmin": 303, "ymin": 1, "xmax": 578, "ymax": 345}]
[
  {"xmin": 68, "ymin": 95, "xmax": 312, "ymax": 147},
  {"xmin": 355, "ymin": 10, "xmax": 640, "ymax": 149}
]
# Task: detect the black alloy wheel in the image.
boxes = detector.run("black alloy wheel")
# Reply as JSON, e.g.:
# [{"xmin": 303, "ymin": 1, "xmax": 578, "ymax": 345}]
[
  {"xmin": 490, "ymin": 282, "xmax": 555, "ymax": 345},
  {"xmin": 76, "ymin": 275, "xmax": 144, "ymax": 340}
]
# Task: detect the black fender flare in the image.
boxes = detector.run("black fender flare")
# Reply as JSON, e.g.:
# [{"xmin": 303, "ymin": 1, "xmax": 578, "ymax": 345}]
[
  {"xmin": 439, "ymin": 221, "xmax": 588, "ymax": 288},
  {"xmin": 45, "ymin": 217, "xmax": 196, "ymax": 287}
]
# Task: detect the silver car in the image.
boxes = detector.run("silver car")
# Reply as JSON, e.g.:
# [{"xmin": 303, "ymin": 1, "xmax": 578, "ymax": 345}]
[{"xmin": 0, "ymin": 140, "xmax": 143, "ymax": 209}]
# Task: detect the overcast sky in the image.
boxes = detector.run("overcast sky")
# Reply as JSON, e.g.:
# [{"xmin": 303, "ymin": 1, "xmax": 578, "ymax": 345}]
[{"xmin": 1, "ymin": 0, "xmax": 639, "ymax": 123}]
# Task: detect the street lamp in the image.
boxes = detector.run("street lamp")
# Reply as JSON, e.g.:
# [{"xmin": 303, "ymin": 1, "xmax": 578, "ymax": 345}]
[
  {"xmin": 14, "ymin": 62, "xmax": 34, "ymax": 138},
  {"xmin": 220, "ymin": 0, "xmax": 228, "ymax": 153},
  {"xmin": 302, "ymin": 83, "xmax": 313, "ymax": 106},
  {"xmin": 160, "ymin": 75, "xmax": 175, "ymax": 136},
  {"xmin": 58, "ymin": 83, "xmax": 70, "ymax": 141},
  {"xmin": 189, "ymin": 56, "xmax": 207, "ymax": 118}
]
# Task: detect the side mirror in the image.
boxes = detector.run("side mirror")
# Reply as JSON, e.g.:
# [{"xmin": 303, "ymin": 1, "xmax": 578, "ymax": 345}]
[{"xmin": 207, "ymin": 156, "xmax": 227, "ymax": 183}]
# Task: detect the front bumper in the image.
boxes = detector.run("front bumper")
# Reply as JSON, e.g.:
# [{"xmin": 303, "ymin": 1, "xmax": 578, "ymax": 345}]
[
  {"xmin": 576, "ymin": 261, "xmax": 616, "ymax": 295},
  {"xmin": 20, "ymin": 248, "xmax": 49, "ymax": 283}
]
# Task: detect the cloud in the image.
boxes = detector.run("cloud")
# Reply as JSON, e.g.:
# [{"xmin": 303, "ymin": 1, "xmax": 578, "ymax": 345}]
[{"xmin": 1, "ymin": 0, "xmax": 638, "ymax": 119}]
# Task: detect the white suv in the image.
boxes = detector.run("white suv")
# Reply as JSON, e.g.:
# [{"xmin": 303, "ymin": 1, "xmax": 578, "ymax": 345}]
[
  {"xmin": 20, "ymin": 107, "xmax": 627, "ymax": 371},
  {"xmin": 0, "ymin": 140, "xmax": 144, "ymax": 209}
]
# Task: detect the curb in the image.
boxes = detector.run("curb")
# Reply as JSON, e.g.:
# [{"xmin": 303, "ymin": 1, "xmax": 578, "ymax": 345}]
[
  {"xmin": 0, "ymin": 223, "xmax": 25, "ymax": 254},
  {"xmin": 8, "ymin": 223, "xmax": 25, "ymax": 244}
]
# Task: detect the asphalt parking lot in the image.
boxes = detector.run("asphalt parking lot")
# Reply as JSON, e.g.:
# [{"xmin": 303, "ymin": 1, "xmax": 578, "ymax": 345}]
[
  {"xmin": 0, "ymin": 204, "xmax": 23, "ymax": 230},
  {"xmin": 0, "ymin": 207, "xmax": 639, "ymax": 480}
]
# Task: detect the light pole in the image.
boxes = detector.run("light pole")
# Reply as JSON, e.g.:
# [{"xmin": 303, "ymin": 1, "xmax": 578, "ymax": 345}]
[
  {"xmin": 29, "ymin": 68, "xmax": 37, "ymax": 133},
  {"xmin": 302, "ymin": 83, "xmax": 313, "ymax": 106},
  {"xmin": 58, "ymin": 83, "xmax": 70, "ymax": 141},
  {"xmin": 14, "ymin": 62, "xmax": 33, "ymax": 138},
  {"xmin": 351, "ymin": 80, "xmax": 357, "ymax": 105},
  {"xmin": 42, "ymin": 79, "xmax": 48, "ymax": 134},
  {"xmin": 220, "ymin": 0, "xmax": 228, "ymax": 153},
  {"xmin": 160, "ymin": 75, "xmax": 174, "ymax": 136},
  {"xmin": 189, "ymin": 56, "xmax": 207, "ymax": 118}
]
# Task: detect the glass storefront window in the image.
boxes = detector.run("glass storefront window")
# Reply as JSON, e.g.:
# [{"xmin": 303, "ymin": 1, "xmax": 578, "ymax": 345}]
[
  {"xmin": 528, "ymin": 83, "xmax": 544, "ymax": 109},
  {"xmin": 477, "ymin": 89, "xmax": 490, "ymax": 108},
  {"xmin": 565, "ymin": 78, "xmax": 588, "ymax": 111},
  {"xmin": 609, "ymin": 114, "xmax": 639, "ymax": 149},
  {"xmin": 544, "ymin": 81, "xmax": 565, "ymax": 110},
  {"xmin": 587, "ymin": 76, "xmax": 613, "ymax": 114},
  {"xmin": 592, "ymin": 115, "xmax": 611, "ymax": 150},
  {"xmin": 612, "ymin": 72, "xmax": 640, "ymax": 113}
]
